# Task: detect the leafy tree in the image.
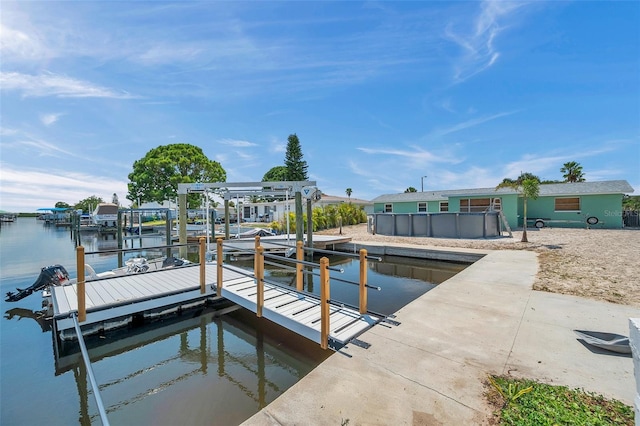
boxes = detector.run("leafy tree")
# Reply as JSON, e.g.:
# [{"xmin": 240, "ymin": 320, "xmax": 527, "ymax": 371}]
[
  {"xmin": 405, "ymin": 187, "xmax": 417, "ymax": 193},
  {"xmin": 623, "ymin": 195, "xmax": 640, "ymax": 211},
  {"xmin": 284, "ymin": 134, "xmax": 308, "ymax": 181},
  {"xmin": 55, "ymin": 201, "xmax": 70, "ymax": 209},
  {"xmin": 496, "ymin": 174, "xmax": 540, "ymax": 242},
  {"xmin": 75, "ymin": 195, "xmax": 104, "ymax": 213},
  {"xmin": 127, "ymin": 143, "xmax": 226, "ymax": 208},
  {"xmin": 517, "ymin": 172, "xmax": 541, "ymax": 182},
  {"xmin": 346, "ymin": 188, "xmax": 352, "ymax": 200},
  {"xmin": 262, "ymin": 166, "xmax": 288, "ymax": 182},
  {"xmin": 561, "ymin": 161, "xmax": 585, "ymax": 182}
]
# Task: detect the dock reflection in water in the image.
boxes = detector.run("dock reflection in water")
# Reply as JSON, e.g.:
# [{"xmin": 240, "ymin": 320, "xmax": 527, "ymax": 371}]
[{"xmin": 52, "ymin": 304, "xmax": 330, "ymax": 425}]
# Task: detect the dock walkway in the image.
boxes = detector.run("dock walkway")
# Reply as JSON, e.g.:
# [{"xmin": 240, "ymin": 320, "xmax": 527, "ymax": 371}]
[
  {"xmin": 221, "ymin": 278, "xmax": 379, "ymax": 348},
  {"xmin": 51, "ymin": 254, "xmax": 380, "ymax": 348}
]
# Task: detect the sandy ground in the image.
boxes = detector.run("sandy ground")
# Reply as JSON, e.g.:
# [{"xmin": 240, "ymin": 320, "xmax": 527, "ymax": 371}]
[{"xmin": 317, "ymin": 223, "xmax": 640, "ymax": 308}]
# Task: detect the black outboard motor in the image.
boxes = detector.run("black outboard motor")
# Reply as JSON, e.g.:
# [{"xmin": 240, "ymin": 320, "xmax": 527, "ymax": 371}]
[
  {"xmin": 5, "ymin": 265, "xmax": 70, "ymax": 302},
  {"xmin": 162, "ymin": 257, "xmax": 185, "ymax": 268}
]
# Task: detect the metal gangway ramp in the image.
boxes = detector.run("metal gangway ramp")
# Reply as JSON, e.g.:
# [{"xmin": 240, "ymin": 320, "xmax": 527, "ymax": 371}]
[{"xmin": 216, "ymin": 238, "xmax": 387, "ymax": 350}]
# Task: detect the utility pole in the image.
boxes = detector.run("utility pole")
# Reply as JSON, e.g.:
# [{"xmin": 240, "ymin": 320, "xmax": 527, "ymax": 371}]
[{"xmin": 421, "ymin": 175, "xmax": 428, "ymax": 192}]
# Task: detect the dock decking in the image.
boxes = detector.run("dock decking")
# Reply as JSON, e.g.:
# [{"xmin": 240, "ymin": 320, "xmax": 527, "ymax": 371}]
[
  {"xmin": 221, "ymin": 276, "xmax": 379, "ymax": 348},
  {"xmin": 51, "ymin": 259, "xmax": 380, "ymax": 348},
  {"xmin": 51, "ymin": 264, "xmax": 238, "ymax": 339}
]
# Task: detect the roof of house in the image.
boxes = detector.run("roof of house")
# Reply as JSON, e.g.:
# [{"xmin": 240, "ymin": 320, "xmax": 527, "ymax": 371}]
[
  {"xmin": 371, "ymin": 180, "xmax": 634, "ymax": 203},
  {"xmin": 317, "ymin": 194, "xmax": 372, "ymax": 205}
]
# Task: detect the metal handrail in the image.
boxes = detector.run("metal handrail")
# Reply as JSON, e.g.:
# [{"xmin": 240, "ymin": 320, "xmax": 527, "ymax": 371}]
[
  {"xmin": 71, "ymin": 312, "xmax": 110, "ymax": 426},
  {"xmin": 263, "ymin": 240, "xmax": 382, "ymax": 261},
  {"xmin": 85, "ymin": 243, "xmax": 193, "ymax": 256},
  {"xmin": 262, "ymin": 251, "xmax": 344, "ymax": 272}
]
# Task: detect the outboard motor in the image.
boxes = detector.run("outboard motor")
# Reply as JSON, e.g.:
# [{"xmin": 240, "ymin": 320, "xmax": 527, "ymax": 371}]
[
  {"xmin": 162, "ymin": 256, "xmax": 185, "ymax": 268},
  {"xmin": 5, "ymin": 265, "xmax": 70, "ymax": 302}
]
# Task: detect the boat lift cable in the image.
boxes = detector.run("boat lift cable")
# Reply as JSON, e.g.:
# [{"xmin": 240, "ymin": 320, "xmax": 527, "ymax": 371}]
[
  {"xmin": 85, "ymin": 243, "xmax": 193, "ymax": 256},
  {"xmin": 71, "ymin": 312, "xmax": 110, "ymax": 426}
]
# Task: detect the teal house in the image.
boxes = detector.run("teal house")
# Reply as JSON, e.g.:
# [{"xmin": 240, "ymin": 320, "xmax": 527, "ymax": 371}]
[{"xmin": 372, "ymin": 180, "xmax": 634, "ymax": 230}]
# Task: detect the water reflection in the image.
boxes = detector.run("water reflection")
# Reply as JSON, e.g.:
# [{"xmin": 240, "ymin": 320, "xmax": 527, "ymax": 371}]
[
  {"xmin": 230, "ymin": 254, "xmax": 468, "ymax": 316},
  {"xmin": 4, "ymin": 307, "xmax": 51, "ymax": 332},
  {"xmin": 48, "ymin": 304, "xmax": 329, "ymax": 425}
]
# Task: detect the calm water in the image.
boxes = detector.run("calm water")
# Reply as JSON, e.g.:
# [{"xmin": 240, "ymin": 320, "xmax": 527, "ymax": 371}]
[{"xmin": 0, "ymin": 218, "xmax": 467, "ymax": 425}]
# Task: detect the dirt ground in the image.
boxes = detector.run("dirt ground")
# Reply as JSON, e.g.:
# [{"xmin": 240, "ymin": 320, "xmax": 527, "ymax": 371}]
[{"xmin": 317, "ymin": 223, "xmax": 640, "ymax": 308}]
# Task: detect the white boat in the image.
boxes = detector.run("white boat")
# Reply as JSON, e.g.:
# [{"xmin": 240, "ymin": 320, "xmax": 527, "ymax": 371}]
[{"xmin": 92, "ymin": 203, "xmax": 119, "ymax": 228}]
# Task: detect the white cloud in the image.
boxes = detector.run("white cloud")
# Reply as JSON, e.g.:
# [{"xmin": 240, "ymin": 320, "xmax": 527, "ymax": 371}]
[
  {"xmin": 218, "ymin": 138, "xmax": 257, "ymax": 148},
  {"xmin": 426, "ymin": 111, "xmax": 517, "ymax": 138},
  {"xmin": 269, "ymin": 137, "xmax": 286, "ymax": 153},
  {"xmin": 0, "ymin": 23, "xmax": 47, "ymax": 62},
  {"xmin": 0, "ymin": 71, "xmax": 136, "ymax": 99},
  {"xmin": 0, "ymin": 164, "xmax": 129, "ymax": 212},
  {"xmin": 357, "ymin": 145, "xmax": 458, "ymax": 166},
  {"xmin": 40, "ymin": 112, "xmax": 64, "ymax": 126},
  {"xmin": 445, "ymin": 0, "xmax": 530, "ymax": 83}
]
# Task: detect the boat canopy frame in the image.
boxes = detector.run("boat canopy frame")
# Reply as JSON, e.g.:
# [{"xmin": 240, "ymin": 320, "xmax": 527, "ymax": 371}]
[{"xmin": 176, "ymin": 181, "xmax": 319, "ymax": 253}]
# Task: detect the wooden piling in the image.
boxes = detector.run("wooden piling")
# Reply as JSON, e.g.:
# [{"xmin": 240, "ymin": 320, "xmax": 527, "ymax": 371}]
[
  {"xmin": 76, "ymin": 246, "xmax": 86, "ymax": 322},
  {"xmin": 320, "ymin": 256, "xmax": 330, "ymax": 350},
  {"xmin": 199, "ymin": 237, "xmax": 206, "ymax": 294},
  {"xmin": 216, "ymin": 238, "xmax": 223, "ymax": 295},
  {"xmin": 296, "ymin": 240, "xmax": 303, "ymax": 291},
  {"xmin": 359, "ymin": 248, "xmax": 368, "ymax": 314},
  {"xmin": 256, "ymin": 246, "xmax": 264, "ymax": 317}
]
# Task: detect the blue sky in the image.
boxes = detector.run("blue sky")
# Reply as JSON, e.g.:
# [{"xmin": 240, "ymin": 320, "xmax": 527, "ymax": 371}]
[{"xmin": 1, "ymin": 1, "xmax": 638, "ymax": 212}]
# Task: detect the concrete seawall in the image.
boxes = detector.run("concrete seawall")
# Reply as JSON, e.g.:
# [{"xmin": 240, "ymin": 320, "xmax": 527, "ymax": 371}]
[{"xmin": 243, "ymin": 244, "xmax": 638, "ymax": 425}]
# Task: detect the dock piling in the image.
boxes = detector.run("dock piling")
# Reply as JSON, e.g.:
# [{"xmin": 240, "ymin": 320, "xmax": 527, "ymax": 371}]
[
  {"xmin": 217, "ymin": 238, "xmax": 223, "ymax": 295},
  {"xmin": 76, "ymin": 246, "xmax": 86, "ymax": 322},
  {"xmin": 320, "ymin": 257, "xmax": 330, "ymax": 350},
  {"xmin": 296, "ymin": 240, "xmax": 304, "ymax": 291},
  {"xmin": 199, "ymin": 237, "xmax": 205, "ymax": 294},
  {"xmin": 256, "ymin": 246, "xmax": 264, "ymax": 317},
  {"xmin": 359, "ymin": 248, "xmax": 368, "ymax": 314}
]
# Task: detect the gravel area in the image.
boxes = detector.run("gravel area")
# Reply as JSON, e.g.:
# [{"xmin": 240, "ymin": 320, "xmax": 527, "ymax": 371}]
[{"xmin": 317, "ymin": 223, "xmax": 640, "ymax": 308}]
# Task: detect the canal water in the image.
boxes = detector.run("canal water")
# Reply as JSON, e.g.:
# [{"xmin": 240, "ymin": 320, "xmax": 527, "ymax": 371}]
[{"xmin": 0, "ymin": 218, "xmax": 467, "ymax": 425}]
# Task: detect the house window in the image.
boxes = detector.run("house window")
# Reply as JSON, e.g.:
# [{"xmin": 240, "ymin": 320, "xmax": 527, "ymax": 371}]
[
  {"xmin": 384, "ymin": 203, "xmax": 393, "ymax": 213},
  {"xmin": 460, "ymin": 198, "xmax": 491, "ymax": 212},
  {"xmin": 555, "ymin": 197, "xmax": 580, "ymax": 211},
  {"xmin": 440, "ymin": 202, "xmax": 448, "ymax": 212},
  {"xmin": 417, "ymin": 202, "xmax": 427, "ymax": 212}
]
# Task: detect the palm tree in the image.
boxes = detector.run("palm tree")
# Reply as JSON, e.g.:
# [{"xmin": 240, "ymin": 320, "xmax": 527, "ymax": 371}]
[
  {"xmin": 345, "ymin": 188, "xmax": 352, "ymax": 200},
  {"xmin": 496, "ymin": 174, "xmax": 540, "ymax": 242},
  {"xmin": 561, "ymin": 161, "xmax": 585, "ymax": 182}
]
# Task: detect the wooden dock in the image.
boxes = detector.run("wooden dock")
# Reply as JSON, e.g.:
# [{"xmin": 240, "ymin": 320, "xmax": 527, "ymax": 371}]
[
  {"xmin": 51, "ymin": 257, "xmax": 381, "ymax": 349},
  {"xmin": 51, "ymin": 264, "xmax": 246, "ymax": 340}
]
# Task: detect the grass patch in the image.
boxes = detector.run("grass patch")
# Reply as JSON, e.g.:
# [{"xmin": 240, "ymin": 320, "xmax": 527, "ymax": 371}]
[{"xmin": 486, "ymin": 375, "xmax": 634, "ymax": 425}]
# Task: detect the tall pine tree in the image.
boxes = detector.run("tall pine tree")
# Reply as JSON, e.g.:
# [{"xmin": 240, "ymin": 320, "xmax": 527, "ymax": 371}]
[{"xmin": 284, "ymin": 134, "xmax": 308, "ymax": 180}]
